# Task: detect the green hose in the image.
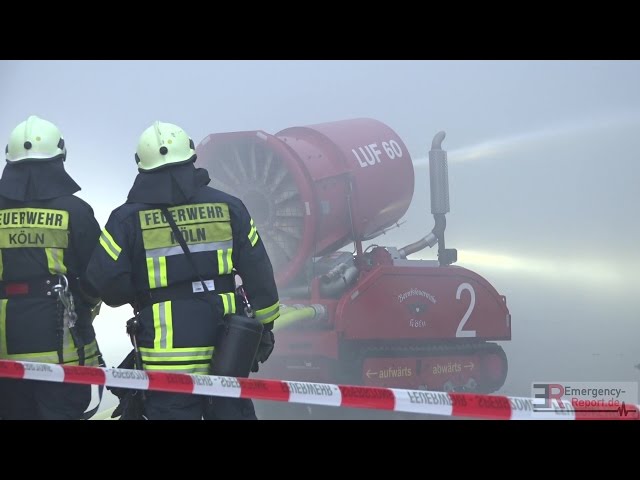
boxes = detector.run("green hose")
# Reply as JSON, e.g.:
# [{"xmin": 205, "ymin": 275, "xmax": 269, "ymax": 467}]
[{"xmin": 274, "ymin": 306, "xmax": 317, "ymax": 331}]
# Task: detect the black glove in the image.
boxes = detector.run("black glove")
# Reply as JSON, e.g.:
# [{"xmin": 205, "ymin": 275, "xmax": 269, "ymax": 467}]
[
  {"xmin": 251, "ymin": 329, "xmax": 275, "ymax": 373},
  {"xmin": 111, "ymin": 390, "xmax": 146, "ymax": 420}
]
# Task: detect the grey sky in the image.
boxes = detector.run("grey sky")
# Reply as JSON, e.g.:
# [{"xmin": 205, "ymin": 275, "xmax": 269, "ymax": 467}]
[{"xmin": 1, "ymin": 60, "xmax": 639, "ymax": 417}]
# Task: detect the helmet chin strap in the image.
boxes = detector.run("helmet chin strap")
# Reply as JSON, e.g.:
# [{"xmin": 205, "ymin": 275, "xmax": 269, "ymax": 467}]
[{"xmin": 58, "ymin": 138, "xmax": 66, "ymax": 161}]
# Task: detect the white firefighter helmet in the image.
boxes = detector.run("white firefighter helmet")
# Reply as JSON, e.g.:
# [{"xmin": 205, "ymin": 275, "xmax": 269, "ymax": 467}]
[
  {"xmin": 135, "ymin": 121, "xmax": 196, "ymax": 172},
  {"xmin": 6, "ymin": 115, "xmax": 66, "ymax": 163}
]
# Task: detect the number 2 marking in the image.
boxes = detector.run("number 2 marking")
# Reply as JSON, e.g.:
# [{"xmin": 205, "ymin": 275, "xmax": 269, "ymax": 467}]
[{"xmin": 456, "ymin": 282, "xmax": 477, "ymax": 338}]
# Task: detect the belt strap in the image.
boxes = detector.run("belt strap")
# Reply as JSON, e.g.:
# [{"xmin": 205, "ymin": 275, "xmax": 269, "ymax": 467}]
[
  {"xmin": 136, "ymin": 276, "xmax": 235, "ymax": 310},
  {"xmin": 0, "ymin": 275, "xmax": 63, "ymax": 299}
]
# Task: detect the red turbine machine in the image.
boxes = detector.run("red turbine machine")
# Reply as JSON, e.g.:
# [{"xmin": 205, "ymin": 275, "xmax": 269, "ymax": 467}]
[{"xmin": 197, "ymin": 118, "xmax": 510, "ymax": 397}]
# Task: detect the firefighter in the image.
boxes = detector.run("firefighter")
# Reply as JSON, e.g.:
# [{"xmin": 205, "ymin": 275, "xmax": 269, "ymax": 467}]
[
  {"xmin": 86, "ymin": 121, "xmax": 279, "ymax": 420},
  {"xmin": 0, "ymin": 115, "xmax": 103, "ymax": 420}
]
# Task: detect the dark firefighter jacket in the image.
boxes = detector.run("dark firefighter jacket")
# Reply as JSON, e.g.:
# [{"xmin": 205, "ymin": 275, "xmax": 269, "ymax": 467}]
[
  {"xmin": 0, "ymin": 160, "xmax": 102, "ymax": 366},
  {"xmin": 86, "ymin": 162, "xmax": 280, "ymax": 374}
]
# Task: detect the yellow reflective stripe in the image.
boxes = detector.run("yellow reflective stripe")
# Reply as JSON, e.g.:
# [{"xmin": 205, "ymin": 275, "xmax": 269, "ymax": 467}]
[
  {"xmin": 61, "ymin": 339, "xmax": 98, "ymax": 358},
  {"xmin": 143, "ymin": 364, "xmax": 210, "ymax": 374},
  {"xmin": 220, "ymin": 293, "xmax": 229, "ymax": 315},
  {"xmin": 248, "ymin": 218, "xmax": 259, "ymax": 246},
  {"xmin": 226, "ymin": 249, "xmax": 233, "ymax": 272},
  {"xmin": 83, "ymin": 355, "xmax": 101, "ymax": 367},
  {"xmin": 153, "ymin": 303, "xmax": 161, "ymax": 349},
  {"xmin": 140, "ymin": 346, "xmax": 215, "ymax": 354},
  {"xmin": 100, "ymin": 238, "xmax": 118, "ymax": 261},
  {"xmin": 0, "ymin": 299, "xmax": 7, "ymax": 357},
  {"xmin": 2, "ymin": 343, "xmax": 99, "ymax": 363},
  {"xmin": 60, "ymin": 349, "xmax": 99, "ymax": 364},
  {"xmin": 141, "ymin": 353, "xmax": 213, "ymax": 362},
  {"xmin": 254, "ymin": 301, "xmax": 279, "ymax": 324},
  {"xmin": 146, "ymin": 257, "xmax": 156, "ymax": 288},
  {"xmin": 249, "ymin": 230, "xmax": 258, "ymax": 247},
  {"xmin": 140, "ymin": 345, "xmax": 214, "ymax": 373},
  {"xmin": 5, "ymin": 352, "xmax": 58, "ymax": 362},
  {"xmin": 158, "ymin": 256, "xmax": 168, "ymax": 287},
  {"xmin": 248, "ymin": 227, "xmax": 259, "ymax": 247},
  {"xmin": 219, "ymin": 292, "xmax": 236, "ymax": 315},
  {"xmin": 0, "ymin": 252, "xmax": 3, "ymax": 280},
  {"xmin": 227, "ymin": 292, "xmax": 236, "ymax": 315},
  {"xmin": 247, "ymin": 218, "xmax": 258, "ymax": 247},
  {"xmin": 99, "ymin": 229, "xmax": 121, "ymax": 261},
  {"xmin": 153, "ymin": 301, "xmax": 171, "ymax": 349},
  {"xmin": 217, "ymin": 249, "xmax": 224, "ymax": 274},
  {"xmin": 255, "ymin": 302, "xmax": 279, "ymax": 317},
  {"xmin": 62, "ymin": 334, "xmax": 99, "ymax": 364},
  {"xmin": 217, "ymin": 248, "xmax": 234, "ymax": 275},
  {"xmin": 79, "ymin": 340, "xmax": 99, "ymax": 359},
  {"xmin": 166, "ymin": 300, "xmax": 173, "ymax": 349},
  {"xmin": 259, "ymin": 311, "xmax": 279, "ymax": 324},
  {"xmin": 146, "ymin": 256, "xmax": 168, "ymax": 289},
  {"xmin": 141, "ymin": 355, "xmax": 212, "ymax": 362},
  {"xmin": 1, "ymin": 352, "xmax": 88, "ymax": 363},
  {"xmin": 45, "ymin": 247, "xmax": 67, "ymax": 275}
]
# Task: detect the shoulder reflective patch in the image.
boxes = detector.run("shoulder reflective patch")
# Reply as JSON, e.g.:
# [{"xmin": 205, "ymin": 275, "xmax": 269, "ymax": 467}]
[
  {"xmin": 0, "ymin": 208, "xmax": 69, "ymax": 230},
  {"xmin": 99, "ymin": 229, "xmax": 122, "ymax": 261},
  {"xmin": 139, "ymin": 203, "xmax": 230, "ymax": 230},
  {"xmin": 248, "ymin": 218, "xmax": 259, "ymax": 247}
]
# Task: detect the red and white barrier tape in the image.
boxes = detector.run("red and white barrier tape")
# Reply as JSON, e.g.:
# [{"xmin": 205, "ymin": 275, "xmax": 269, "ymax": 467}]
[{"xmin": 0, "ymin": 360, "xmax": 637, "ymax": 420}]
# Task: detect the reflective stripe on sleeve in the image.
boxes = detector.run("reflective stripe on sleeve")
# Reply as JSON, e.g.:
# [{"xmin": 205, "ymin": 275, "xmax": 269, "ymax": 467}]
[
  {"xmin": 99, "ymin": 229, "xmax": 122, "ymax": 261},
  {"xmin": 254, "ymin": 301, "xmax": 280, "ymax": 324}
]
